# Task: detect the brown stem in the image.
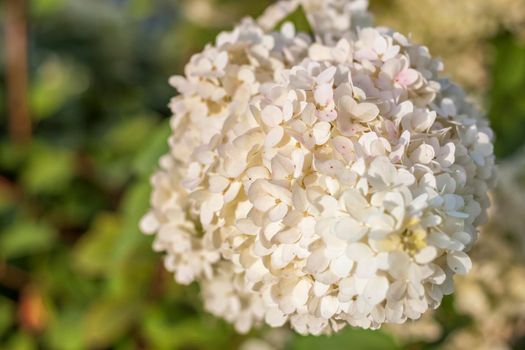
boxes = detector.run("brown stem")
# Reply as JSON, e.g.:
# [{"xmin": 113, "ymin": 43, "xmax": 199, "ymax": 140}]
[{"xmin": 5, "ymin": 0, "xmax": 31, "ymax": 144}]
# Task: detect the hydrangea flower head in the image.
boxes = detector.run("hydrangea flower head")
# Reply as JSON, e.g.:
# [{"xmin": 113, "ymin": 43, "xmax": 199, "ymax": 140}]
[{"xmin": 141, "ymin": 0, "xmax": 496, "ymax": 335}]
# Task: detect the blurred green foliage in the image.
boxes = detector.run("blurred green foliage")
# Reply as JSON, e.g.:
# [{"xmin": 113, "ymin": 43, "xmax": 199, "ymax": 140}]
[{"xmin": 1, "ymin": 0, "xmax": 524, "ymax": 349}]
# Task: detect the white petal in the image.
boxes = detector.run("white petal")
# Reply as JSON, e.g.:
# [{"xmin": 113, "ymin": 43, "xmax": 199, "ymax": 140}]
[
  {"xmin": 252, "ymin": 194, "xmax": 275, "ymax": 212},
  {"xmin": 363, "ymin": 276, "xmax": 389, "ymax": 305},
  {"xmin": 314, "ymin": 84, "xmax": 333, "ymax": 106},
  {"xmin": 268, "ymin": 202, "xmax": 289, "ymax": 222},
  {"xmin": 215, "ymin": 51, "xmax": 228, "ymax": 69},
  {"xmin": 292, "ymin": 279, "xmax": 311, "ymax": 307},
  {"xmin": 140, "ymin": 212, "xmax": 159, "ymax": 234},
  {"xmin": 271, "ymin": 245, "xmax": 294, "ymax": 268},
  {"xmin": 387, "ymin": 251, "xmax": 411, "ymax": 279},
  {"xmin": 316, "ymin": 66, "xmax": 337, "ymax": 84},
  {"xmin": 447, "ymin": 251, "xmax": 472, "ymax": 275},
  {"xmin": 332, "ymin": 136, "xmax": 354, "ymax": 159},
  {"xmin": 313, "ymin": 122, "xmax": 331, "ymax": 145},
  {"xmin": 387, "ymin": 280, "xmax": 406, "ymax": 301},
  {"xmin": 365, "ymin": 213, "xmax": 394, "ymax": 239},
  {"xmin": 320, "ymin": 296, "xmax": 339, "ymax": 319},
  {"xmin": 318, "ymin": 159, "xmax": 344, "ymax": 176},
  {"xmin": 291, "ymin": 150, "xmax": 305, "ymax": 178},
  {"xmin": 356, "ymin": 258, "xmax": 378, "ymax": 278},
  {"xmin": 414, "ymin": 246, "xmax": 438, "ymax": 264},
  {"xmin": 261, "ymin": 105, "xmax": 283, "ymax": 127},
  {"xmin": 410, "ymin": 144, "xmax": 435, "ymax": 164},
  {"xmin": 353, "ymin": 102, "xmax": 380, "ymax": 122},
  {"xmin": 223, "ymin": 181, "xmax": 241, "ymax": 203},
  {"xmin": 330, "ymin": 254, "xmax": 354, "ymax": 278},
  {"xmin": 309, "ymin": 43, "xmax": 333, "ymax": 61},
  {"xmin": 265, "ymin": 308, "xmax": 287, "ymax": 327},
  {"xmin": 274, "ymin": 227, "xmax": 301, "ymax": 244},
  {"xmin": 209, "ymin": 175, "xmax": 230, "ymax": 193},
  {"xmin": 346, "ymin": 243, "xmax": 373, "ymax": 261},
  {"xmin": 333, "ymin": 217, "xmax": 368, "ymax": 242},
  {"xmin": 313, "ymin": 281, "xmax": 330, "ymax": 297},
  {"xmin": 307, "ymin": 249, "xmax": 330, "ymax": 274},
  {"xmin": 265, "ymin": 126, "xmax": 284, "ymax": 148}
]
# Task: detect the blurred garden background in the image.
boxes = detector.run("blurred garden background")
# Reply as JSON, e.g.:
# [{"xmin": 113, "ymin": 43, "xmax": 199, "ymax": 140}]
[{"xmin": 1, "ymin": 0, "xmax": 525, "ymax": 349}]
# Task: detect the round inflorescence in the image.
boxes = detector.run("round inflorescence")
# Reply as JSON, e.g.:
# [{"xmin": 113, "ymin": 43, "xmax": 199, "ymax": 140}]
[{"xmin": 140, "ymin": 0, "xmax": 496, "ymax": 335}]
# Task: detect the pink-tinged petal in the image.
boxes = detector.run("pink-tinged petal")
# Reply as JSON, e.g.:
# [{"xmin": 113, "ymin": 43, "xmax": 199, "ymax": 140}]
[
  {"xmin": 314, "ymin": 84, "xmax": 333, "ymax": 106},
  {"xmin": 395, "ymin": 68, "xmax": 419, "ymax": 87},
  {"xmin": 381, "ymin": 58, "xmax": 404, "ymax": 80},
  {"xmin": 317, "ymin": 108, "xmax": 338, "ymax": 122},
  {"xmin": 318, "ymin": 159, "xmax": 344, "ymax": 176},
  {"xmin": 332, "ymin": 136, "xmax": 354, "ymax": 158}
]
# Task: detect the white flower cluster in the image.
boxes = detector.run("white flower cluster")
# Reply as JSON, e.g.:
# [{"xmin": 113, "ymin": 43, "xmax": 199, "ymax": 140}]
[{"xmin": 141, "ymin": 0, "xmax": 496, "ymax": 335}]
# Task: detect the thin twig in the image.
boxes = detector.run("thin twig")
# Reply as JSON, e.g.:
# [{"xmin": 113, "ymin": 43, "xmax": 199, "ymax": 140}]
[{"xmin": 5, "ymin": 0, "xmax": 31, "ymax": 144}]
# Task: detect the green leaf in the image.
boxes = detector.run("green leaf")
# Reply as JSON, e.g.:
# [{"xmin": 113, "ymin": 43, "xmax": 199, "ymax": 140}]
[
  {"xmin": 20, "ymin": 144, "xmax": 74, "ymax": 195},
  {"xmin": 0, "ymin": 297, "xmax": 15, "ymax": 337},
  {"xmin": 44, "ymin": 308, "xmax": 85, "ymax": 350},
  {"xmin": 142, "ymin": 309, "xmax": 233, "ymax": 350},
  {"xmin": 0, "ymin": 220, "xmax": 57, "ymax": 259},
  {"xmin": 4, "ymin": 331, "xmax": 36, "ymax": 350},
  {"xmin": 111, "ymin": 180, "xmax": 152, "ymax": 266},
  {"xmin": 73, "ymin": 213, "xmax": 122, "ymax": 276},
  {"xmin": 32, "ymin": 0, "xmax": 66, "ymax": 16},
  {"xmin": 0, "ymin": 141, "xmax": 28, "ymax": 172},
  {"xmin": 83, "ymin": 297, "xmax": 140, "ymax": 348},
  {"xmin": 30, "ymin": 57, "xmax": 90, "ymax": 120},
  {"xmin": 489, "ymin": 33, "xmax": 525, "ymax": 158},
  {"xmin": 132, "ymin": 119, "xmax": 171, "ymax": 177},
  {"xmin": 288, "ymin": 327, "xmax": 401, "ymax": 350},
  {"xmin": 103, "ymin": 116, "xmax": 158, "ymax": 155},
  {"xmin": 279, "ymin": 3, "xmax": 313, "ymax": 34}
]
